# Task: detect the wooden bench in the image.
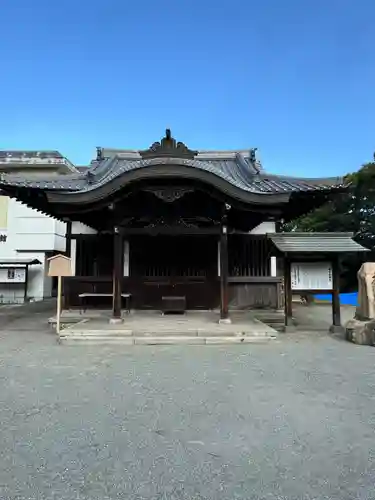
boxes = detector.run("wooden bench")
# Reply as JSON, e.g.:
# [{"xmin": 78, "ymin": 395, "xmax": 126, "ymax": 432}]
[
  {"xmin": 78, "ymin": 293, "xmax": 131, "ymax": 314},
  {"xmin": 161, "ymin": 296, "xmax": 186, "ymax": 314}
]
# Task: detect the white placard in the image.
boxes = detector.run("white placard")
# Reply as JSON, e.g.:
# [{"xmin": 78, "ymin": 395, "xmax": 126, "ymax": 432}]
[
  {"xmin": 0, "ymin": 267, "xmax": 26, "ymax": 283},
  {"xmin": 291, "ymin": 262, "xmax": 332, "ymax": 291}
]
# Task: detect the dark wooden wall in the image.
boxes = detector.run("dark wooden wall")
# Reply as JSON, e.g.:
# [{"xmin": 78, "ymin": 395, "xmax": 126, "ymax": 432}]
[
  {"xmin": 228, "ymin": 278, "xmax": 283, "ymax": 310},
  {"xmin": 228, "ymin": 235, "xmax": 272, "ymax": 277},
  {"xmin": 65, "ymin": 233, "xmax": 282, "ymax": 310}
]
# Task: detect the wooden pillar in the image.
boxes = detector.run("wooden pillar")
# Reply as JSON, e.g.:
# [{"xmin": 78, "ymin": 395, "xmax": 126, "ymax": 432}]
[
  {"xmin": 111, "ymin": 226, "xmax": 123, "ymax": 322},
  {"xmin": 63, "ymin": 219, "xmax": 72, "ymax": 309},
  {"xmin": 330, "ymin": 256, "xmax": 343, "ymax": 333},
  {"xmin": 219, "ymin": 205, "xmax": 230, "ymax": 323},
  {"xmin": 65, "ymin": 220, "xmax": 72, "ymax": 257},
  {"xmin": 24, "ymin": 264, "xmax": 29, "ymax": 303},
  {"xmin": 283, "ymin": 256, "xmax": 293, "ymax": 330}
]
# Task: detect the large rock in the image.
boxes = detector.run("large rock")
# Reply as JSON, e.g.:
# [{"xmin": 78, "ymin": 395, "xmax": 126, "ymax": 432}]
[
  {"xmin": 355, "ymin": 262, "xmax": 375, "ymax": 320},
  {"xmin": 346, "ymin": 318, "xmax": 375, "ymax": 346},
  {"xmin": 345, "ymin": 263, "xmax": 375, "ymax": 346}
]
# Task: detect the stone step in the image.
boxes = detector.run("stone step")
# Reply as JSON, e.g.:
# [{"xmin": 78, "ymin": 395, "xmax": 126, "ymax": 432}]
[
  {"xmin": 61, "ymin": 328, "xmax": 274, "ymax": 337},
  {"xmin": 63, "ymin": 329, "xmax": 133, "ymax": 336},
  {"xmin": 58, "ymin": 335, "xmax": 277, "ymax": 346}
]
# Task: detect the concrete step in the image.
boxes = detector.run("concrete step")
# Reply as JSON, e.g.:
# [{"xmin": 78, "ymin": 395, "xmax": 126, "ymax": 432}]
[
  {"xmin": 58, "ymin": 334, "xmax": 276, "ymax": 346},
  {"xmin": 61, "ymin": 328, "xmax": 274, "ymax": 337},
  {"xmin": 63, "ymin": 329, "xmax": 133, "ymax": 336}
]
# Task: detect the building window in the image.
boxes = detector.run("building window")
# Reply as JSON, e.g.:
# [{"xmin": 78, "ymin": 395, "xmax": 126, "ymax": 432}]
[{"xmin": 7, "ymin": 268, "xmax": 15, "ymax": 280}]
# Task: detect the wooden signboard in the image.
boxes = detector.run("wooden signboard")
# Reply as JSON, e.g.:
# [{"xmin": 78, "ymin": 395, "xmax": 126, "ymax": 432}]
[
  {"xmin": 291, "ymin": 262, "xmax": 333, "ymax": 291},
  {"xmin": 47, "ymin": 254, "xmax": 72, "ymax": 334},
  {"xmin": 48, "ymin": 254, "xmax": 72, "ymax": 278}
]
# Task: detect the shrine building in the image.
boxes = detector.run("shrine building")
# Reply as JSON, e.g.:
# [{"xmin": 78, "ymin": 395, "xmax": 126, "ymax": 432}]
[{"xmin": 0, "ymin": 130, "xmax": 367, "ymax": 330}]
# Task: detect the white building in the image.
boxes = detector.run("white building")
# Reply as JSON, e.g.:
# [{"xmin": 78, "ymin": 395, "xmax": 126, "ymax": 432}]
[{"xmin": 0, "ymin": 151, "xmax": 79, "ymax": 303}]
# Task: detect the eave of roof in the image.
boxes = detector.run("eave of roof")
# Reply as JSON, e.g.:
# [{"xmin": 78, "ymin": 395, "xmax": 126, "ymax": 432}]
[
  {"xmin": 0, "ymin": 155, "xmax": 346, "ymax": 198},
  {"xmin": 0, "ymin": 258, "xmax": 42, "ymax": 266},
  {"xmin": 268, "ymin": 232, "xmax": 369, "ymax": 253}
]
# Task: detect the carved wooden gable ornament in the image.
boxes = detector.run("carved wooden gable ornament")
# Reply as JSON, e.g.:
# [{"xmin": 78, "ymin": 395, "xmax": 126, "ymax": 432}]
[{"xmin": 140, "ymin": 129, "xmax": 197, "ymax": 160}]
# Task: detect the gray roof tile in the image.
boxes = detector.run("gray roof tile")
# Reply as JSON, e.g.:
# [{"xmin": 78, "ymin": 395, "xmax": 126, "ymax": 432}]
[
  {"xmin": 0, "ymin": 258, "xmax": 41, "ymax": 266},
  {"xmin": 268, "ymin": 233, "xmax": 368, "ymax": 253},
  {"xmin": 0, "ymin": 150, "xmax": 345, "ymax": 196}
]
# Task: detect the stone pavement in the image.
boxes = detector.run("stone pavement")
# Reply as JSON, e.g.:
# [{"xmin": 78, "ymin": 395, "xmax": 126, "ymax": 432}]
[
  {"xmin": 0, "ymin": 298, "xmax": 56, "ymax": 329},
  {"xmin": 0, "ymin": 305, "xmax": 375, "ymax": 499},
  {"xmin": 292, "ymin": 303, "xmax": 356, "ymax": 331}
]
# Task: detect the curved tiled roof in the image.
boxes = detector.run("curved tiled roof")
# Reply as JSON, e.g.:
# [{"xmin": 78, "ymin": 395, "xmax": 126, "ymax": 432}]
[
  {"xmin": 0, "ymin": 153, "xmax": 345, "ymax": 196},
  {"xmin": 0, "ymin": 131, "xmax": 349, "ymax": 227}
]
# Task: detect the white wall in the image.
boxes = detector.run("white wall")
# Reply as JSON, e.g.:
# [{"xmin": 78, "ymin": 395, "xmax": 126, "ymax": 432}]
[
  {"xmin": 250, "ymin": 221, "xmax": 276, "ymax": 234},
  {"xmin": 0, "ymin": 196, "xmax": 66, "ymax": 303},
  {"xmin": 250, "ymin": 222, "xmax": 278, "ymax": 276},
  {"xmin": 72, "ymin": 222, "xmax": 97, "ymax": 234},
  {"xmin": 0, "ymin": 265, "xmax": 26, "ymax": 304},
  {"xmin": 9, "ymin": 200, "xmax": 66, "ymax": 252}
]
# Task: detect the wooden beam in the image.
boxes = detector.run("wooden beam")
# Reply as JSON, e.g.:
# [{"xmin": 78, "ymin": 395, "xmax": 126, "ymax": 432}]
[
  {"xmin": 120, "ymin": 227, "xmax": 221, "ymax": 236},
  {"xmin": 329, "ymin": 256, "xmax": 343, "ymax": 333},
  {"xmin": 228, "ymin": 276, "xmax": 282, "ymax": 283}
]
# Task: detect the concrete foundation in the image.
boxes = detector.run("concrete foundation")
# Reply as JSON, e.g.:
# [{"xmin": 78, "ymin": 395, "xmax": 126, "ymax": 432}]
[{"xmin": 57, "ymin": 310, "xmax": 278, "ymax": 345}]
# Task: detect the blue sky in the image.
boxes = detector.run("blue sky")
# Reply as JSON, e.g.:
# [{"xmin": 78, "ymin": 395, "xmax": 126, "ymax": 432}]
[{"xmin": 0, "ymin": 0, "xmax": 374, "ymax": 176}]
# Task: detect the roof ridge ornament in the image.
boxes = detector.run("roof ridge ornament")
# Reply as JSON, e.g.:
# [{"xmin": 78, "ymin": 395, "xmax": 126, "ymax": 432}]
[
  {"xmin": 250, "ymin": 148, "xmax": 258, "ymax": 163},
  {"xmin": 96, "ymin": 147, "xmax": 103, "ymax": 161},
  {"xmin": 249, "ymin": 148, "xmax": 263, "ymax": 173},
  {"xmin": 139, "ymin": 129, "xmax": 197, "ymax": 160}
]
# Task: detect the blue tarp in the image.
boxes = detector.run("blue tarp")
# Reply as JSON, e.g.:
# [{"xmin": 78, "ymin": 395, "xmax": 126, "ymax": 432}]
[{"xmin": 314, "ymin": 292, "xmax": 358, "ymax": 306}]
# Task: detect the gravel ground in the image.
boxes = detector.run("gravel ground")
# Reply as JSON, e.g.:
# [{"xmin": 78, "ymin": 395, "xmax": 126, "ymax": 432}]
[{"xmin": 1, "ymin": 310, "xmax": 375, "ymax": 500}]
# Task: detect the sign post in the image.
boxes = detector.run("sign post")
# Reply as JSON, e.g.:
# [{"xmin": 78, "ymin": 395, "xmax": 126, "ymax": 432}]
[
  {"xmin": 47, "ymin": 254, "xmax": 72, "ymax": 334},
  {"xmin": 56, "ymin": 275, "xmax": 62, "ymax": 334}
]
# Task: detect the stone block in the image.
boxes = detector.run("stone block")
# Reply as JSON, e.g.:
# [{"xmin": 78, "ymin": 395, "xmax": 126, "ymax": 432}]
[
  {"xmin": 59, "ymin": 336, "xmax": 135, "ymax": 345},
  {"xmin": 346, "ymin": 318, "xmax": 375, "ymax": 346},
  {"xmin": 329, "ymin": 324, "xmax": 345, "ymax": 335},
  {"xmin": 134, "ymin": 336, "xmax": 205, "ymax": 345},
  {"xmin": 356, "ymin": 262, "xmax": 375, "ymax": 320},
  {"xmin": 109, "ymin": 317, "xmax": 124, "ymax": 325},
  {"xmin": 218, "ymin": 318, "xmax": 232, "ymax": 325},
  {"xmin": 63, "ymin": 329, "xmax": 133, "ymax": 336},
  {"xmin": 205, "ymin": 336, "xmax": 274, "ymax": 344}
]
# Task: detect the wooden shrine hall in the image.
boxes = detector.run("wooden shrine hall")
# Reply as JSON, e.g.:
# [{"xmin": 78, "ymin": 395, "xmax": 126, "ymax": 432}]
[{"xmin": 0, "ymin": 129, "xmax": 364, "ymax": 328}]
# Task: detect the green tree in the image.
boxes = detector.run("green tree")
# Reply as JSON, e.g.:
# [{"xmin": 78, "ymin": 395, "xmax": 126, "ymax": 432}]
[{"xmin": 284, "ymin": 161, "xmax": 375, "ymax": 290}]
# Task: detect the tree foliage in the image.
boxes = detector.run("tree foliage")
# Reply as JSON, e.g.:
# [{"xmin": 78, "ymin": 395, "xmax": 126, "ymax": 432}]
[{"xmin": 283, "ymin": 161, "xmax": 375, "ymax": 290}]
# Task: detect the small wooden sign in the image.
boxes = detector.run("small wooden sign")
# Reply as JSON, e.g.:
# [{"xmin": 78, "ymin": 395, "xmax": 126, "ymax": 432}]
[
  {"xmin": 47, "ymin": 254, "xmax": 72, "ymax": 334},
  {"xmin": 47, "ymin": 254, "xmax": 72, "ymax": 277}
]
